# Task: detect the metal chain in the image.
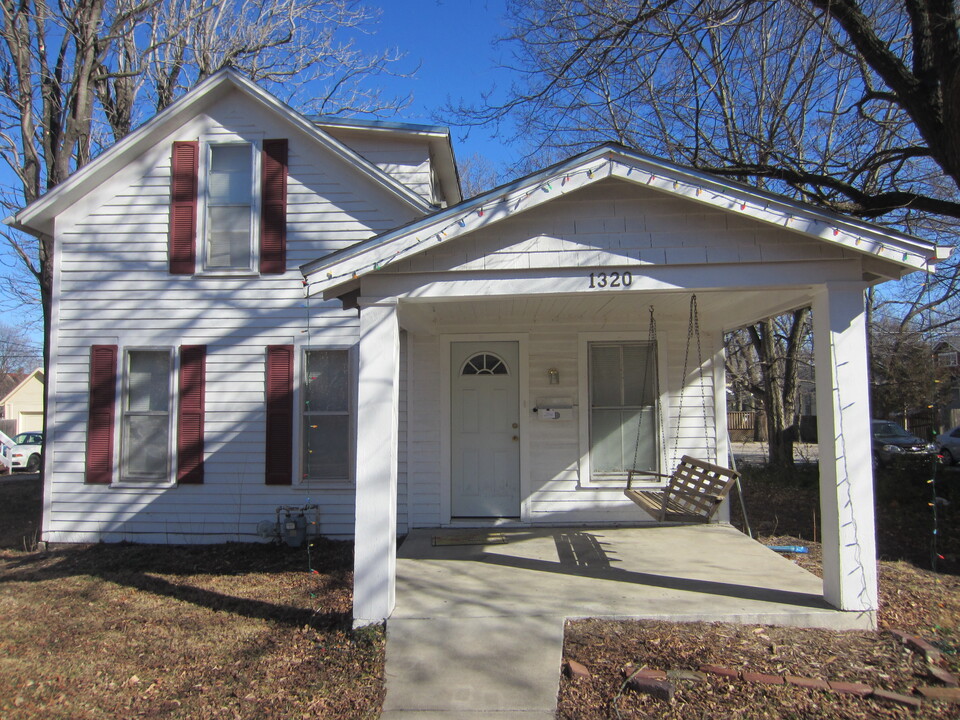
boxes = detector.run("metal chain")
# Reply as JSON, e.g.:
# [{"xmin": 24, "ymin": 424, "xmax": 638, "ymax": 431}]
[
  {"xmin": 672, "ymin": 294, "xmax": 714, "ymax": 463},
  {"xmin": 631, "ymin": 306, "xmax": 660, "ymax": 471}
]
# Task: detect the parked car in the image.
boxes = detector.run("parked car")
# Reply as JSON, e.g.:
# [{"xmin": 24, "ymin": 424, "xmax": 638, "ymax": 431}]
[
  {"xmin": 871, "ymin": 420, "xmax": 938, "ymax": 469},
  {"xmin": 9, "ymin": 431, "xmax": 42, "ymax": 472},
  {"xmin": 937, "ymin": 425, "xmax": 960, "ymax": 466}
]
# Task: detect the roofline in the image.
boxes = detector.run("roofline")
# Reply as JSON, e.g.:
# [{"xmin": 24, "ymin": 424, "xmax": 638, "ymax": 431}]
[
  {"xmin": 311, "ymin": 116, "xmax": 451, "ymax": 136},
  {"xmin": 7, "ymin": 69, "xmax": 433, "ymax": 236},
  {"xmin": 303, "ymin": 143, "xmax": 944, "ymax": 291}
]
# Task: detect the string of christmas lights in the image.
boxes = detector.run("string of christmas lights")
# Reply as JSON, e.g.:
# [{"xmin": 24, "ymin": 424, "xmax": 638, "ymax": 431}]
[{"xmin": 307, "ymin": 157, "xmax": 937, "ymax": 292}]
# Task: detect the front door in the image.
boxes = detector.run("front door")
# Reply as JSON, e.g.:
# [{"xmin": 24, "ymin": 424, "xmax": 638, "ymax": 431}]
[{"xmin": 451, "ymin": 341, "xmax": 520, "ymax": 517}]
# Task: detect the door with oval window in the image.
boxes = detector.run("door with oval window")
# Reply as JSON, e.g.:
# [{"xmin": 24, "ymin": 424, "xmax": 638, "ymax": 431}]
[{"xmin": 451, "ymin": 341, "xmax": 520, "ymax": 517}]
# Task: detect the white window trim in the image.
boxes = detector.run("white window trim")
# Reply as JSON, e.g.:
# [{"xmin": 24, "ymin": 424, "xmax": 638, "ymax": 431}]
[
  {"xmin": 577, "ymin": 331, "xmax": 668, "ymax": 489},
  {"xmin": 113, "ymin": 346, "xmax": 177, "ymax": 488},
  {"xmin": 196, "ymin": 133, "xmax": 263, "ymax": 276},
  {"xmin": 295, "ymin": 344, "xmax": 357, "ymax": 489}
]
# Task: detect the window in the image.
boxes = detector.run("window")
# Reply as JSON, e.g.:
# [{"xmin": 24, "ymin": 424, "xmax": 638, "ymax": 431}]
[
  {"xmin": 120, "ymin": 349, "xmax": 173, "ymax": 482},
  {"xmin": 205, "ymin": 143, "xmax": 255, "ymax": 271},
  {"xmin": 588, "ymin": 342, "xmax": 658, "ymax": 480},
  {"xmin": 461, "ymin": 353, "xmax": 508, "ymax": 375},
  {"xmin": 302, "ymin": 350, "xmax": 351, "ymax": 481}
]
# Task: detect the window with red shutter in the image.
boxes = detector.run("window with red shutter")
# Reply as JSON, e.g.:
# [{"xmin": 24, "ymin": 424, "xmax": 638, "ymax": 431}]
[
  {"xmin": 86, "ymin": 345, "xmax": 118, "ymax": 484},
  {"xmin": 178, "ymin": 345, "xmax": 206, "ymax": 484},
  {"xmin": 169, "ymin": 142, "xmax": 199, "ymax": 274},
  {"xmin": 265, "ymin": 345, "xmax": 294, "ymax": 485}
]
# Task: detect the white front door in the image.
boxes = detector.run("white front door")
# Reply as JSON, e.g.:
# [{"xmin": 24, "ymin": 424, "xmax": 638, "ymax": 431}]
[{"xmin": 451, "ymin": 341, "xmax": 520, "ymax": 517}]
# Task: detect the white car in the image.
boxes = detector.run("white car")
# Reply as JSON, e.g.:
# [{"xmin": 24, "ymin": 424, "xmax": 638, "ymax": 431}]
[
  {"xmin": 938, "ymin": 425, "xmax": 960, "ymax": 466},
  {"xmin": 10, "ymin": 431, "xmax": 42, "ymax": 472}
]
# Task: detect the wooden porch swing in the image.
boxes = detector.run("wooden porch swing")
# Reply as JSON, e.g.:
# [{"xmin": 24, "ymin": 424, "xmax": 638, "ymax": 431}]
[{"xmin": 623, "ymin": 297, "xmax": 740, "ymax": 523}]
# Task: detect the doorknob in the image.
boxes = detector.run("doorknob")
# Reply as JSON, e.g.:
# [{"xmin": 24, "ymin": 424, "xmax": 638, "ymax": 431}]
[
  {"xmin": 512, "ymin": 435, "xmax": 519, "ymax": 441},
  {"xmin": 512, "ymin": 423, "xmax": 518, "ymax": 429}
]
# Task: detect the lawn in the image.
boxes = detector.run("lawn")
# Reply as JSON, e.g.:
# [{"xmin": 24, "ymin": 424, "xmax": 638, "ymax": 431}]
[
  {"xmin": 1, "ymin": 461, "xmax": 957, "ymax": 719},
  {"xmin": 0, "ymin": 478, "xmax": 383, "ymax": 720}
]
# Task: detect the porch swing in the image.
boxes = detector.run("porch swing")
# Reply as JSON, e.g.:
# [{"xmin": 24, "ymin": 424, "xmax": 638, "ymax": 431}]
[{"xmin": 622, "ymin": 296, "xmax": 740, "ymax": 523}]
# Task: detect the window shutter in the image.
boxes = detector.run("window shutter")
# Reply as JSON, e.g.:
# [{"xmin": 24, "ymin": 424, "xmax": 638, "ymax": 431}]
[
  {"xmin": 86, "ymin": 345, "xmax": 118, "ymax": 484},
  {"xmin": 259, "ymin": 139, "xmax": 288, "ymax": 274},
  {"xmin": 265, "ymin": 345, "xmax": 294, "ymax": 485},
  {"xmin": 177, "ymin": 345, "xmax": 206, "ymax": 484},
  {"xmin": 169, "ymin": 141, "xmax": 199, "ymax": 274}
]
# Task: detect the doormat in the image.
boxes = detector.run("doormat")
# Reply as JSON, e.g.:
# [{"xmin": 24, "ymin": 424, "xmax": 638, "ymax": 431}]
[{"xmin": 431, "ymin": 532, "xmax": 508, "ymax": 547}]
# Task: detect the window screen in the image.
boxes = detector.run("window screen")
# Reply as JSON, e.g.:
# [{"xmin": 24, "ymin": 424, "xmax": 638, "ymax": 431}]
[
  {"xmin": 303, "ymin": 350, "xmax": 350, "ymax": 480},
  {"xmin": 121, "ymin": 349, "xmax": 171, "ymax": 481}
]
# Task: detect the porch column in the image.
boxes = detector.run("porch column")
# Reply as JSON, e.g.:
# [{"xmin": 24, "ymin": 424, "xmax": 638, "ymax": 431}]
[
  {"xmin": 353, "ymin": 298, "xmax": 400, "ymax": 627},
  {"xmin": 812, "ymin": 283, "xmax": 878, "ymax": 617}
]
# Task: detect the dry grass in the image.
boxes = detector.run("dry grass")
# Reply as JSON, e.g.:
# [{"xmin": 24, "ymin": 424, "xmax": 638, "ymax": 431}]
[{"xmin": 0, "ymin": 488, "xmax": 384, "ymax": 720}]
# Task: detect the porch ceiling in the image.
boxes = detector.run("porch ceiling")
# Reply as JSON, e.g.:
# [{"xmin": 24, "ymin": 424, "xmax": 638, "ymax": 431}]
[{"xmin": 398, "ymin": 286, "xmax": 813, "ymax": 334}]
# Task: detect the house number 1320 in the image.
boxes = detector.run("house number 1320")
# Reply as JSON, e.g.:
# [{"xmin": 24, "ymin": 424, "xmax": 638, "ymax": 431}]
[{"xmin": 588, "ymin": 271, "xmax": 632, "ymax": 289}]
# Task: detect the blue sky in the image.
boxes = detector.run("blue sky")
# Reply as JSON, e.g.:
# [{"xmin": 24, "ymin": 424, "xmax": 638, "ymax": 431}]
[{"xmin": 353, "ymin": 0, "xmax": 520, "ymax": 169}]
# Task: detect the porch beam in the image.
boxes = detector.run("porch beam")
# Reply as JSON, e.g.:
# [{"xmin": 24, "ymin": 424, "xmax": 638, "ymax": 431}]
[
  {"xmin": 812, "ymin": 283, "xmax": 878, "ymax": 620},
  {"xmin": 353, "ymin": 298, "xmax": 400, "ymax": 626},
  {"xmin": 360, "ymin": 259, "xmax": 863, "ymax": 300}
]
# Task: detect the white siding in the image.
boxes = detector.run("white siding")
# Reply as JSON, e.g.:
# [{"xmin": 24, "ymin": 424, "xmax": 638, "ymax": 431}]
[
  {"xmin": 45, "ymin": 88, "xmax": 422, "ymax": 543},
  {"xmin": 322, "ymin": 129, "xmax": 435, "ymax": 205},
  {"xmin": 381, "ymin": 178, "xmax": 852, "ymax": 275}
]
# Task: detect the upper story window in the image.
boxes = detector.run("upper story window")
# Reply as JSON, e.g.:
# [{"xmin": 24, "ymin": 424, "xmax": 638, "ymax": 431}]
[
  {"xmin": 169, "ymin": 139, "xmax": 287, "ymax": 277},
  {"xmin": 205, "ymin": 143, "xmax": 256, "ymax": 271}
]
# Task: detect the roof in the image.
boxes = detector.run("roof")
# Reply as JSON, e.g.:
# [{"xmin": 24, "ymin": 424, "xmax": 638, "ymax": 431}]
[
  {"xmin": 302, "ymin": 143, "xmax": 948, "ymax": 295},
  {"xmin": 7, "ymin": 69, "xmax": 435, "ymax": 237},
  {"xmin": 935, "ymin": 337, "xmax": 960, "ymax": 353}
]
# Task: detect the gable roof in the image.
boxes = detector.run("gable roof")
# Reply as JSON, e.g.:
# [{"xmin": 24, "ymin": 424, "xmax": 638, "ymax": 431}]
[
  {"xmin": 0, "ymin": 367, "xmax": 43, "ymax": 405},
  {"xmin": 302, "ymin": 143, "xmax": 948, "ymax": 296},
  {"xmin": 6, "ymin": 69, "xmax": 434, "ymax": 237}
]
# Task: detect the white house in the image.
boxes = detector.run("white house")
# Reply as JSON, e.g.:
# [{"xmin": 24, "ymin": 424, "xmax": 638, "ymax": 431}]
[{"xmin": 7, "ymin": 70, "xmax": 947, "ymax": 627}]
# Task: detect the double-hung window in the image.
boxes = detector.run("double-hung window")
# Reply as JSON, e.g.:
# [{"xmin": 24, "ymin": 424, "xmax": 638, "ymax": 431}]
[
  {"xmin": 120, "ymin": 349, "xmax": 174, "ymax": 482},
  {"xmin": 302, "ymin": 349, "xmax": 351, "ymax": 481},
  {"xmin": 588, "ymin": 342, "xmax": 658, "ymax": 481},
  {"xmin": 204, "ymin": 143, "xmax": 256, "ymax": 272}
]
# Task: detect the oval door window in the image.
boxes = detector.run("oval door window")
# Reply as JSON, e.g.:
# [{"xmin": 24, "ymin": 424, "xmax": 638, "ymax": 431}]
[{"xmin": 460, "ymin": 353, "xmax": 509, "ymax": 376}]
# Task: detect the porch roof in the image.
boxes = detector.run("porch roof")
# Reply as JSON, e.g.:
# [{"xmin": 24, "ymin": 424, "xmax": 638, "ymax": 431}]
[{"xmin": 302, "ymin": 144, "xmax": 947, "ymax": 297}]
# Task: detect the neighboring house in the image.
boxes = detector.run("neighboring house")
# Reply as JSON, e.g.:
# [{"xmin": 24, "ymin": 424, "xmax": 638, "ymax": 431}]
[
  {"xmin": 934, "ymin": 337, "xmax": 960, "ymax": 429},
  {"xmin": 6, "ymin": 70, "xmax": 947, "ymax": 627},
  {"xmin": 0, "ymin": 368, "xmax": 44, "ymax": 433}
]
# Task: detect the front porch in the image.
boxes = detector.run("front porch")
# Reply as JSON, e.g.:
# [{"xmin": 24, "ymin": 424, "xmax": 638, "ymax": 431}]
[
  {"xmin": 394, "ymin": 525, "xmax": 870, "ymax": 629},
  {"xmin": 382, "ymin": 525, "xmax": 870, "ymax": 717}
]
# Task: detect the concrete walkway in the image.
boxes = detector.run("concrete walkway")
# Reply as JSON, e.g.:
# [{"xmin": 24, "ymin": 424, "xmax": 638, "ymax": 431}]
[{"xmin": 380, "ymin": 525, "xmax": 872, "ymax": 718}]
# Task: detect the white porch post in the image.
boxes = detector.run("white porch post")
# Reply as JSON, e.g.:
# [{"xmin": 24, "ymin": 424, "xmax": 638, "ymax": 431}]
[
  {"xmin": 812, "ymin": 283, "xmax": 878, "ymax": 618},
  {"xmin": 353, "ymin": 298, "xmax": 400, "ymax": 627}
]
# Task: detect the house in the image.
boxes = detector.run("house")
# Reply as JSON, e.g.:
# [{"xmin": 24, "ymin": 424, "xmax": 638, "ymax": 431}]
[
  {"xmin": 7, "ymin": 70, "xmax": 947, "ymax": 627},
  {"xmin": 934, "ymin": 337, "xmax": 960, "ymax": 429},
  {"xmin": 0, "ymin": 368, "xmax": 44, "ymax": 434}
]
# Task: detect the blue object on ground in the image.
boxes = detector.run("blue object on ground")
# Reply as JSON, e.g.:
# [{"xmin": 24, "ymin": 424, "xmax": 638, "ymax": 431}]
[{"xmin": 766, "ymin": 545, "xmax": 809, "ymax": 554}]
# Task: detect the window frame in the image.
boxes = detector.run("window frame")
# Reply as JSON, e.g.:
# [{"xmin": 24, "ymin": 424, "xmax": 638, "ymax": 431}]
[
  {"xmin": 577, "ymin": 332, "xmax": 666, "ymax": 488},
  {"xmin": 197, "ymin": 134, "xmax": 262, "ymax": 275},
  {"xmin": 298, "ymin": 345, "xmax": 356, "ymax": 487},
  {"xmin": 116, "ymin": 346, "xmax": 177, "ymax": 486}
]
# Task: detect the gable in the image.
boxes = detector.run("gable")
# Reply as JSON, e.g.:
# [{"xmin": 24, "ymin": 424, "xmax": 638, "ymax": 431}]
[
  {"xmin": 304, "ymin": 145, "xmax": 945, "ymax": 297},
  {"xmin": 378, "ymin": 178, "xmax": 855, "ymax": 276},
  {"xmin": 9, "ymin": 70, "xmax": 430, "ymax": 238},
  {"xmin": 55, "ymin": 87, "xmax": 425, "ymax": 276}
]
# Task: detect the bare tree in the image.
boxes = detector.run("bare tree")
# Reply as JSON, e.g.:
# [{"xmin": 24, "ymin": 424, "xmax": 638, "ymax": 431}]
[
  {"xmin": 450, "ymin": 0, "xmax": 960, "ymax": 466},
  {"xmin": 0, "ymin": 323, "xmax": 41, "ymax": 374}
]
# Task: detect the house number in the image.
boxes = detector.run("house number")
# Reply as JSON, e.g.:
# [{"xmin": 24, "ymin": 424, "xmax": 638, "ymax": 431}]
[{"xmin": 588, "ymin": 271, "xmax": 632, "ymax": 289}]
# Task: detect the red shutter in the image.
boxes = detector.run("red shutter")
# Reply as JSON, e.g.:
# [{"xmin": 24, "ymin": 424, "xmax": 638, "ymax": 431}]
[
  {"xmin": 260, "ymin": 139, "xmax": 288, "ymax": 274},
  {"xmin": 169, "ymin": 141, "xmax": 199, "ymax": 274},
  {"xmin": 177, "ymin": 345, "xmax": 206, "ymax": 484},
  {"xmin": 86, "ymin": 345, "xmax": 118, "ymax": 484},
  {"xmin": 265, "ymin": 345, "xmax": 294, "ymax": 485}
]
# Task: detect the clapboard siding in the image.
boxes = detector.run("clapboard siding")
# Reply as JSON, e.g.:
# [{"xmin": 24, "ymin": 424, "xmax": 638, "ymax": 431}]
[
  {"xmin": 381, "ymin": 178, "xmax": 852, "ymax": 275},
  {"xmin": 322, "ymin": 129, "xmax": 435, "ymax": 204},
  {"xmin": 46, "ymin": 87, "xmax": 425, "ymax": 543}
]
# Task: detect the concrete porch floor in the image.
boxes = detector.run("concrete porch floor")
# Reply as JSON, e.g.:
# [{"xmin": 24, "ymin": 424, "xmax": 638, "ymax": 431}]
[{"xmin": 381, "ymin": 524, "xmax": 874, "ymax": 718}]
